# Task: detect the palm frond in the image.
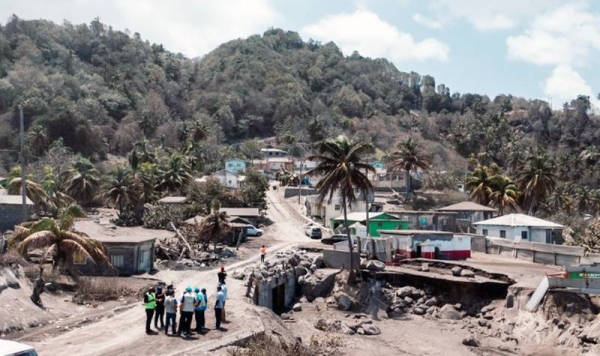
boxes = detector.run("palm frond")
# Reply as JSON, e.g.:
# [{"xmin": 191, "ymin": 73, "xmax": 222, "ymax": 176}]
[{"xmin": 18, "ymin": 231, "xmax": 58, "ymax": 255}]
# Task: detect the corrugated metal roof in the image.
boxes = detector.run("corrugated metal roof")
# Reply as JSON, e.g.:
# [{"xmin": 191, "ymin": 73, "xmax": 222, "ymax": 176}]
[
  {"xmin": 437, "ymin": 201, "xmax": 497, "ymax": 212},
  {"xmin": 219, "ymin": 207, "xmax": 260, "ymax": 217},
  {"xmin": 333, "ymin": 212, "xmax": 388, "ymax": 221},
  {"xmin": 0, "ymin": 195, "xmax": 33, "ymax": 205},
  {"xmin": 158, "ymin": 196, "xmax": 188, "ymax": 204},
  {"xmin": 473, "ymin": 213, "xmax": 564, "ymax": 228}
]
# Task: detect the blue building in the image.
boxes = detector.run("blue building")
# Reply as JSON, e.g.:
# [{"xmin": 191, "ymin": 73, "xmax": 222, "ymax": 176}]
[{"xmin": 225, "ymin": 158, "xmax": 247, "ymax": 174}]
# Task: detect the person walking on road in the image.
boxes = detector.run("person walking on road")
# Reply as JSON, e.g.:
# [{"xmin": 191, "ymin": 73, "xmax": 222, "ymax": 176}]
[
  {"xmin": 260, "ymin": 245, "xmax": 266, "ymax": 263},
  {"xmin": 164, "ymin": 290, "xmax": 178, "ymax": 335},
  {"xmin": 219, "ymin": 281, "xmax": 228, "ymax": 323},
  {"xmin": 143, "ymin": 287, "xmax": 157, "ymax": 334},
  {"xmin": 215, "ymin": 286, "xmax": 225, "ymax": 330},
  {"xmin": 195, "ymin": 287, "xmax": 206, "ymax": 332},
  {"xmin": 154, "ymin": 286, "xmax": 165, "ymax": 330},
  {"xmin": 218, "ymin": 266, "xmax": 227, "ymax": 284},
  {"xmin": 179, "ymin": 287, "xmax": 196, "ymax": 338}
]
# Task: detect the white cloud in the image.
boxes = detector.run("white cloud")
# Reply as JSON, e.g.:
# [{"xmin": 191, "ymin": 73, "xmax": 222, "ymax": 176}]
[
  {"xmin": 413, "ymin": 14, "xmax": 443, "ymax": 30},
  {"xmin": 507, "ymin": 2, "xmax": 600, "ymax": 66},
  {"xmin": 0, "ymin": 0, "xmax": 281, "ymax": 57},
  {"xmin": 543, "ymin": 65, "xmax": 599, "ymax": 107},
  {"xmin": 302, "ymin": 10, "xmax": 449, "ymax": 62},
  {"xmin": 426, "ymin": 0, "xmax": 561, "ymax": 31}
]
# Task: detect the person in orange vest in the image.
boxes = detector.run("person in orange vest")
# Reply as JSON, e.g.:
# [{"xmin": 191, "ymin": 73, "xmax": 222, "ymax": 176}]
[{"xmin": 260, "ymin": 245, "xmax": 266, "ymax": 263}]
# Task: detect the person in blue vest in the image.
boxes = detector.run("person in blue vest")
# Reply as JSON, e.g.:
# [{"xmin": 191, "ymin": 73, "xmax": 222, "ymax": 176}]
[
  {"xmin": 143, "ymin": 287, "xmax": 157, "ymax": 334},
  {"xmin": 178, "ymin": 287, "xmax": 196, "ymax": 338},
  {"xmin": 194, "ymin": 287, "xmax": 207, "ymax": 333}
]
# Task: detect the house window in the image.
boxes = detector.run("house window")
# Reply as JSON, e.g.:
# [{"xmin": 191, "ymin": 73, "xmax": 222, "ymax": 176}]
[
  {"xmin": 482, "ymin": 229, "xmax": 488, "ymax": 236},
  {"xmin": 500, "ymin": 230, "xmax": 506, "ymax": 238},
  {"xmin": 521, "ymin": 231, "xmax": 528, "ymax": 240},
  {"xmin": 110, "ymin": 255, "xmax": 124, "ymax": 268},
  {"xmin": 334, "ymin": 204, "xmax": 341, "ymax": 211}
]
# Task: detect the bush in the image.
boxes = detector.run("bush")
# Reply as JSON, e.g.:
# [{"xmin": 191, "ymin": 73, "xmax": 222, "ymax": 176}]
[
  {"xmin": 143, "ymin": 204, "xmax": 188, "ymax": 229},
  {"xmin": 75, "ymin": 277, "xmax": 136, "ymax": 302},
  {"xmin": 0, "ymin": 248, "xmax": 28, "ymax": 267}
]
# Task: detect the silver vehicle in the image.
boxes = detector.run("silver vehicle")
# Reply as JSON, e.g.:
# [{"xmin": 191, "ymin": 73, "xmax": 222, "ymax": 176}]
[
  {"xmin": 304, "ymin": 226, "xmax": 322, "ymax": 239},
  {"xmin": 0, "ymin": 340, "xmax": 38, "ymax": 356},
  {"xmin": 246, "ymin": 225, "xmax": 264, "ymax": 237}
]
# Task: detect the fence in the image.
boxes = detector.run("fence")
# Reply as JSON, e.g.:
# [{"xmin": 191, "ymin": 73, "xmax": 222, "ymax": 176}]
[{"xmin": 481, "ymin": 236, "xmax": 585, "ymax": 266}]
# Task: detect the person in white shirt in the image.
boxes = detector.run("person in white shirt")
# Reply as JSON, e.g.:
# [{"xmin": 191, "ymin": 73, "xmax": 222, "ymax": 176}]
[
  {"xmin": 215, "ymin": 286, "xmax": 225, "ymax": 330},
  {"xmin": 219, "ymin": 281, "xmax": 228, "ymax": 323}
]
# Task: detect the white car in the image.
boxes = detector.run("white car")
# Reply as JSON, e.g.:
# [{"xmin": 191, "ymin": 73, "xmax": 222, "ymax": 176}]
[
  {"xmin": 246, "ymin": 225, "xmax": 264, "ymax": 237},
  {"xmin": 0, "ymin": 340, "xmax": 38, "ymax": 356}
]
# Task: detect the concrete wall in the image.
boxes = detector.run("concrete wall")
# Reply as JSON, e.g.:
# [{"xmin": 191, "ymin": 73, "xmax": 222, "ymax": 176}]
[
  {"xmin": 471, "ymin": 235, "xmax": 487, "ymax": 252},
  {"xmin": 484, "ymin": 237, "xmax": 582, "ymax": 267},
  {"xmin": 0, "ymin": 204, "xmax": 31, "ymax": 232},
  {"xmin": 74, "ymin": 241, "xmax": 155, "ymax": 276},
  {"xmin": 323, "ymin": 249, "xmax": 360, "ymax": 270},
  {"xmin": 255, "ymin": 266, "xmax": 307, "ymax": 310},
  {"xmin": 283, "ymin": 187, "xmax": 316, "ymax": 198}
]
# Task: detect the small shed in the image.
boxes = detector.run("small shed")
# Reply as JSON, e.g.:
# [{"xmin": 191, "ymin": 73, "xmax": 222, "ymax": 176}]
[
  {"xmin": 0, "ymin": 195, "xmax": 34, "ymax": 232},
  {"xmin": 379, "ymin": 230, "xmax": 471, "ymax": 260},
  {"xmin": 220, "ymin": 207, "xmax": 261, "ymax": 225},
  {"xmin": 331, "ymin": 212, "xmax": 408, "ymax": 237},
  {"xmin": 183, "ymin": 215, "xmax": 251, "ymax": 245}
]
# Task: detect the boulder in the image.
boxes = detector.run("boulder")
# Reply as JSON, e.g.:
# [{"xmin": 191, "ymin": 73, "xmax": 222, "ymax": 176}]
[
  {"xmin": 478, "ymin": 319, "xmax": 488, "ymax": 327},
  {"xmin": 357, "ymin": 327, "xmax": 365, "ymax": 335},
  {"xmin": 363, "ymin": 324, "xmax": 381, "ymax": 335},
  {"xmin": 413, "ymin": 307, "xmax": 426, "ymax": 315},
  {"xmin": 462, "ymin": 336, "xmax": 480, "ymax": 347},
  {"xmin": 454, "ymin": 303, "xmax": 462, "ymax": 310},
  {"xmin": 426, "ymin": 306, "xmax": 438, "ymax": 315},
  {"xmin": 220, "ymin": 248, "xmax": 237, "ymax": 258},
  {"xmin": 451, "ymin": 266, "xmax": 462, "ymax": 276},
  {"xmin": 417, "ymin": 297, "xmax": 426, "ymax": 304},
  {"xmin": 301, "ymin": 271, "xmax": 338, "ymax": 302},
  {"xmin": 404, "ymin": 296, "xmax": 414, "ymax": 304},
  {"xmin": 460, "ymin": 269, "xmax": 475, "ymax": 278},
  {"xmin": 481, "ymin": 305, "xmax": 495, "ymax": 313},
  {"xmin": 340, "ymin": 322, "xmax": 356, "ymax": 335},
  {"xmin": 335, "ymin": 292, "xmax": 354, "ymax": 311},
  {"xmin": 397, "ymin": 286, "xmax": 418, "ymax": 298},
  {"xmin": 232, "ymin": 270, "xmax": 245, "ymax": 280},
  {"xmin": 360, "ymin": 259, "xmax": 368, "ymax": 269},
  {"xmin": 366, "ymin": 260, "xmax": 386, "ymax": 271},
  {"xmin": 313, "ymin": 256, "xmax": 325, "ymax": 269},
  {"xmin": 314, "ymin": 297, "xmax": 325, "ymax": 304},
  {"xmin": 425, "ymin": 297, "xmax": 438, "ymax": 307},
  {"xmin": 0, "ymin": 269, "xmax": 20, "ymax": 292},
  {"xmin": 293, "ymin": 303, "xmax": 302, "ymax": 312},
  {"xmin": 310, "ymin": 264, "xmax": 318, "ymax": 273},
  {"xmin": 439, "ymin": 304, "xmax": 462, "ymax": 320},
  {"xmin": 280, "ymin": 313, "xmax": 293, "ymax": 320}
]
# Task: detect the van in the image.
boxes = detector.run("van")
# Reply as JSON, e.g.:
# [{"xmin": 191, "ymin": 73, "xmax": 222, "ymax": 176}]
[{"xmin": 0, "ymin": 340, "xmax": 38, "ymax": 356}]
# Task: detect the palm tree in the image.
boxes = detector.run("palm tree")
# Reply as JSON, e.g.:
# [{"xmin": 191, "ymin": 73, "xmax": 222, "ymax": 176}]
[
  {"xmin": 489, "ymin": 175, "xmax": 519, "ymax": 215},
  {"xmin": 60, "ymin": 158, "xmax": 101, "ymax": 206},
  {"xmin": 388, "ymin": 137, "xmax": 431, "ymax": 200},
  {"xmin": 198, "ymin": 200, "xmax": 231, "ymax": 250},
  {"xmin": 466, "ymin": 164, "xmax": 494, "ymax": 205},
  {"xmin": 307, "ymin": 136, "xmax": 375, "ymax": 282},
  {"xmin": 10, "ymin": 214, "xmax": 109, "ymax": 277},
  {"xmin": 6, "ymin": 167, "xmax": 49, "ymax": 210},
  {"xmin": 580, "ymin": 146, "xmax": 600, "ymax": 167},
  {"xmin": 518, "ymin": 151, "xmax": 557, "ymax": 214},
  {"xmin": 98, "ymin": 167, "xmax": 142, "ymax": 217},
  {"xmin": 41, "ymin": 166, "xmax": 75, "ymax": 217},
  {"xmin": 134, "ymin": 139, "xmax": 156, "ymax": 164},
  {"xmin": 187, "ymin": 119, "xmax": 211, "ymax": 142},
  {"xmin": 27, "ymin": 124, "xmax": 49, "ymax": 156},
  {"xmin": 156, "ymin": 153, "xmax": 192, "ymax": 193}
]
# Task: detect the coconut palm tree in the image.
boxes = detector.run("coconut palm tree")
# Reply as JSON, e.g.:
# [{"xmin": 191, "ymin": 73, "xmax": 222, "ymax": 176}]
[
  {"xmin": 388, "ymin": 137, "xmax": 431, "ymax": 200},
  {"xmin": 580, "ymin": 146, "xmax": 600, "ymax": 167},
  {"xmin": 98, "ymin": 167, "xmax": 142, "ymax": 217},
  {"xmin": 60, "ymin": 158, "xmax": 101, "ymax": 206},
  {"xmin": 156, "ymin": 153, "xmax": 192, "ymax": 193},
  {"xmin": 27, "ymin": 124, "xmax": 49, "ymax": 156},
  {"xmin": 518, "ymin": 151, "xmax": 557, "ymax": 214},
  {"xmin": 6, "ymin": 167, "xmax": 49, "ymax": 210},
  {"xmin": 307, "ymin": 136, "xmax": 375, "ymax": 282},
  {"xmin": 134, "ymin": 139, "xmax": 156, "ymax": 164},
  {"xmin": 10, "ymin": 213, "xmax": 109, "ymax": 277},
  {"xmin": 187, "ymin": 119, "xmax": 211, "ymax": 142},
  {"xmin": 198, "ymin": 200, "xmax": 231, "ymax": 250},
  {"xmin": 466, "ymin": 164, "xmax": 494, "ymax": 205},
  {"xmin": 41, "ymin": 166, "xmax": 75, "ymax": 217},
  {"xmin": 489, "ymin": 175, "xmax": 519, "ymax": 215}
]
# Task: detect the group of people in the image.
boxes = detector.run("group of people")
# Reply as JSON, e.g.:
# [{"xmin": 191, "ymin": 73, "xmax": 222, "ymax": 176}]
[{"xmin": 143, "ymin": 267, "xmax": 229, "ymax": 338}]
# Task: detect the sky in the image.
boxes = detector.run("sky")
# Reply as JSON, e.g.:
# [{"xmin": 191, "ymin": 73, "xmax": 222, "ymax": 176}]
[{"xmin": 1, "ymin": 0, "xmax": 599, "ymax": 107}]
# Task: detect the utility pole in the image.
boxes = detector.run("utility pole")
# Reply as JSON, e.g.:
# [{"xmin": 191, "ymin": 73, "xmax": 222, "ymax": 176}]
[
  {"xmin": 298, "ymin": 160, "xmax": 303, "ymax": 204},
  {"xmin": 19, "ymin": 105, "xmax": 27, "ymax": 222}
]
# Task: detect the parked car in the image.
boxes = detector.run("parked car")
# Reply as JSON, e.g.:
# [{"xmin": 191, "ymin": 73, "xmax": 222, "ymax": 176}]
[
  {"xmin": 321, "ymin": 234, "xmax": 356, "ymax": 245},
  {"xmin": 246, "ymin": 225, "xmax": 264, "ymax": 237},
  {"xmin": 0, "ymin": 340, "xmax": 38, "ymax": 356},
  {"xmin": 305, "ymin": 226, "xmax": 322, "ymax": 239}
]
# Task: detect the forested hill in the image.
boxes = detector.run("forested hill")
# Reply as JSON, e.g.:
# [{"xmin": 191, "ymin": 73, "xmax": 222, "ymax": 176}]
[{"xmin": 0, "ymin": 16, "xmax": 599, "ymax": 178}]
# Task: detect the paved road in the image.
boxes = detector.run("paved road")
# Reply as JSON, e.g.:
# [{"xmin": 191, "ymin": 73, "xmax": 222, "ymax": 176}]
[{"xmin": 28, "ymin": 185, "xmax": 309, "ymax": 355}]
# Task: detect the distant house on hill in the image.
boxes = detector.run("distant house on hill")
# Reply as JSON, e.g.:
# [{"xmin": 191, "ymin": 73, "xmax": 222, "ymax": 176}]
[
  {"xmin": 436, "ymin": 201, "xmax": 497, "ymax": 232},
  {"xmin": 225, "ymin": 158, "xmax": 247, "ymax": 174},
  {"xmin": 474, "ymin": 213, "xmax": 564, "ymax": 244},
  {"xmin": 261, "ymin": 148, "xmax": 288, "ymax": 158},
  {"xmin": 212, "ymin": 169, "xmax": 244, "ymax": 189}
]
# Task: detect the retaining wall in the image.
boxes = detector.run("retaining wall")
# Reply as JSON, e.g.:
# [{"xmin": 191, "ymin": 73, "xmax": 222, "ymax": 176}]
[
  {"xmin": 323, "ymin": 249, "xmax": 360, "ymax": 270},
  {"xmin": 483, "ymin": 237, "xmax": 583, "ymax": 267}
]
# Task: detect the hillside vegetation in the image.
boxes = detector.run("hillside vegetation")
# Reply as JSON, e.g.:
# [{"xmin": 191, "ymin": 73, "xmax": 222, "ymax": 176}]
[{"xmin": 1, "ymin": 16, "xmax": 600, "ymax": 238}]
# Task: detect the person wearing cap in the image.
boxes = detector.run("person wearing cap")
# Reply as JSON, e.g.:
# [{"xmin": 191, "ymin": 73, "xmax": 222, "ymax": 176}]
[
  {"xmin": 154, "ymin": 286, "xmax": 165, "ymax": 330},
  {"xmin": 164, "ymin": 289, "xmax": 178, "ymax": 335},
  {"xmin": 143, "ymin": 287, "xmax": 157, "ymax": 334},
  {"xmin": 218, "ymin": 266, "xmax": 227, "ymax": 284},
  {"xmin": 194, "ymin": 287, "xmax": 207, "ymax": 333},
  {"xmin": 179, "ymin": 287, "xmax": 197, "ymax": 338}
]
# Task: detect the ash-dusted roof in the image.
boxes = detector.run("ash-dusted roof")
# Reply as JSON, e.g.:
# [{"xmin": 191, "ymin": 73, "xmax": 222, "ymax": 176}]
[
  {"xmin": 379, "ymin": 230, "xmax": 454, "ymax": 236},
  {"xmin": 73, "ymin": 221, "xmax": 170, "ymax": 244},
  {"xmin": 437, "ymin": 201, "xmax": 497, "ymax": 212},
  {"xmin": 473, "ymin": 213, "xmax": 563, "ymax": 228},
  {"xmin": 184, "ymin": 216, "xmax": 204, "ymax": 225},
  {"xmin": 0, "ymin": 195, "xmax": 33, "ymax": 205},
  {"xmin": 158, "ymin": 196, "xmax": 188, "ymax": 204},
  {"xmin": 332, "ymin": 212, "xmax": 390, "ymax": 221},
  {"xmin": 219, "ymin": 207, "xmax": 260, "ymax": 217}
]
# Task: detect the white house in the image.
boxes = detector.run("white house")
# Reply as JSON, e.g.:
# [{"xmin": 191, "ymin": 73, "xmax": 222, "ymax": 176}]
[
  {"xmin": 261, "ymin": 148, "xmax": 288, "ymax": 158},
  {"xmin": 225, "ymin": 158, "xmax": 247, "ymax": 174},
  {"xmin": 474, "ymin": 213, "xmax": 564, "ymax": 244},
  {"xmin": 212, "ymin": 169, "xmax": 241, "ymax": 189},
  {"xmin": 304, "ymin": 192, "xmax": 372, "ymax": 228}
]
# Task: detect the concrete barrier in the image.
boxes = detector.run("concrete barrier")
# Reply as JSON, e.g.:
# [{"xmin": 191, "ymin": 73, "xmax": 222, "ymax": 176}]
[
  {"xmin": 323, "ymin": 249, "xmax": 360, "ymax": 270},
  {"xmin": 283, "ymin": 187, "xmax": 315, "ymax": 198},
  {"xmin": 485, "ymin": 237, "xmax": 583, "ymax": 266}
]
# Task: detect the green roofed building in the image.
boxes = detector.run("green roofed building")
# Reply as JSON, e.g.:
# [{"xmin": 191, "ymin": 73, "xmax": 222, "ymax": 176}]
[{"xmin": 331, "ymin": 212, "xmax": 408, "ymax": 237}]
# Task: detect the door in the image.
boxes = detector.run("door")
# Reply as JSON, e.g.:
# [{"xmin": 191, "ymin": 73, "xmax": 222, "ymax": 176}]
[{"xmin": 139, "ymin": 247, "xmax": 152, "ymax": 273}]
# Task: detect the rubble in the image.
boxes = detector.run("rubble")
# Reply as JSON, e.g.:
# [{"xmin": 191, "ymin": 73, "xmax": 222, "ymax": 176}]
[
  {"xmin": 462, "ymin": 336, "xmax": 480, "ymax": 347},
  {"xmin": 365, "ymin": 260, "xmax": 386, "ymax": 271}
]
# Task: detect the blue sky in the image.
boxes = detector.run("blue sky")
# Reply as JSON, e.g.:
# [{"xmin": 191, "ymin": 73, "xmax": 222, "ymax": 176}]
[{"xmin": 1, "ymin": 0, "xmax": 599, "ymax": 106}]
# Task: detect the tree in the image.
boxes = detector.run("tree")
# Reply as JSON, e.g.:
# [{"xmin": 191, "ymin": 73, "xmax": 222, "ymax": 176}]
[
  {"xmin": 27, "ymin": 124, "xmax": 49, "ymax": 156},
  {"xmin": 10, "ymin": 215, "xmax": 110, "ymax": 277},
  {"xmin": 518, "ymin": 151, "xmax": 556, "ymax": 214},
  {"xmin": 7, "ymin": 167, "xmax": 49, "ymax": 210},
  {"xmin": 240, "ymin": 169, "xmax": 269, "ymax": 211},
  {"xmin": 156, "ymin": 153, "xmax": 192, "ymax": 193},
  {"xmin": 41, "ymin": 166, "xmax": 75, "ymax": 217},
  {"xmin": 466, "ymin": 164, "xmax": 495, "ymax": 205},
  {"xmin": 98, "ymin": 166, "xmax": 142, "ymax": 217},
  {"xmin": 488, "ymin": 175, "xmax": 519, "ymax": 215},
  {"xmin": 60, "ymin": 157, "xmax": 100, "ymax": 206},
  {"xmin": 388, "ymin": 137, "xmax": 431, "ymax": 200},
  {"xmin": 307, "ymin": 135, "xmax": 375, "ymax": 282},
  {"xmin": 197, "ymin": 200, "xmax": 231, "ymax": 250}
]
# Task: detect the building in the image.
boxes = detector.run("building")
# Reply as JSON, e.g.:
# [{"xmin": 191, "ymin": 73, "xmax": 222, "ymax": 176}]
[
  {"xmin": 225, "ymin": 158, "xmax": 247, "ymax": 174},
  {"xmin": 212, "ymin": 169, "xmax": 242, "ymax": 189},
  {"xmin": 436, "ymin": 201, "xmax": 497, "ymax": 232},
  {"xmin": 473, "ymin": 213, "xmax": 564, "ymax": 244},
  {"xmin": 184, "ymin": 215, "xmax": 251, "ymax": 245},
  {"xmin": 379, "ymin": 230, "xmax": 471, "ymax": 260},
  {"xmin": 305, "ymin": 192, "xmax": 372, "ymax": 228},
  {"xmin": 331, "ymin": 212, "xmax": 408, "ymax": 237},
  {"xmin": 261, "ymin": 148, "xmax": 288, "ymax": 158},
  {"xmin": 252, "ymin": 157, "xmax": 294, "ymax": 173},
  {"xmin": 0, "ymin": 195, "xmax": 33, "ymax": 232},
  {"xmin": 219, "ymin": 207, "xmax": 261, "ymax": 225},
  {"xmin": 390, "ymin": 210, "xmax": 458, "ymax": 232}
]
